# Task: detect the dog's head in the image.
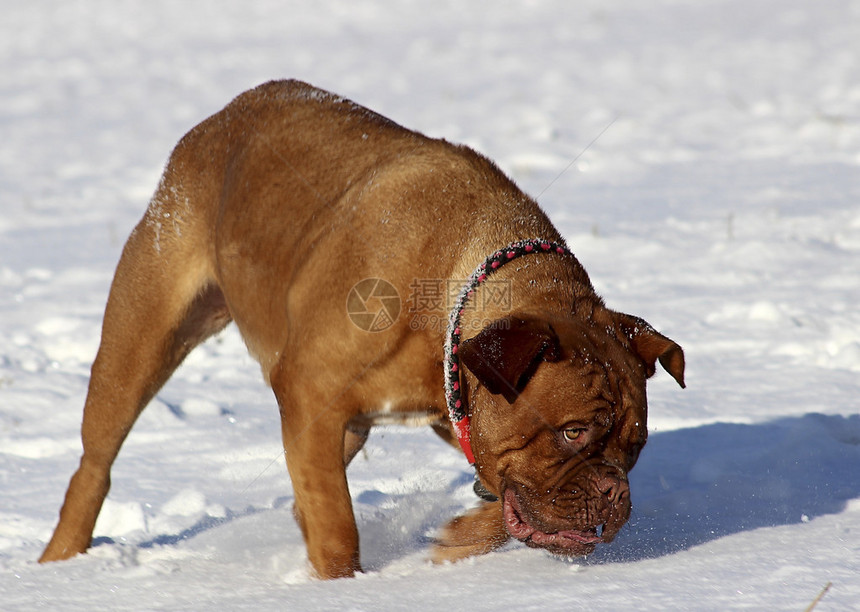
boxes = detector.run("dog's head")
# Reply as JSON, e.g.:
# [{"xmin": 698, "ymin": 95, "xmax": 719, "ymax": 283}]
[{"xmin": 460, "ymin": 312, "xmax": 685, "ymax": 556}]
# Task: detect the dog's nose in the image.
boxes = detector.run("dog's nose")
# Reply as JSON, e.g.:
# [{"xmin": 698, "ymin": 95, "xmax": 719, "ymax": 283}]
[{"xmin": 597, "ymin": 475, "xmax": 629, "ymax": 504}]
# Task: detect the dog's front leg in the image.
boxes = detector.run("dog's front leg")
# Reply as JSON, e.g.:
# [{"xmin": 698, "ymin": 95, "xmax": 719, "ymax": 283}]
[
  {"xmin": 431, "ymin": 500, "xmax": 510, "ymax": 563},
  {"xmin": 273, "ymin": 374, "xmax": 361, "ymax": 579},
  {"xmin": 283, "ymin": 413, "xmax": 360, "ymax": 578}
]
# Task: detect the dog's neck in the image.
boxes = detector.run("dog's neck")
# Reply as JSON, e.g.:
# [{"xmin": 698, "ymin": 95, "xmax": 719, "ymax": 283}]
[{"xmin": 443, "ymin": 239, "xmax": 576, "ymax": 466}]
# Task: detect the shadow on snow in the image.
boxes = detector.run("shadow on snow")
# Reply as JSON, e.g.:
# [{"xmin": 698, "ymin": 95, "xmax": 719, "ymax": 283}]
[{"xmin": 590, "ymin": 412, "xmax": 860, "ymax": 563}]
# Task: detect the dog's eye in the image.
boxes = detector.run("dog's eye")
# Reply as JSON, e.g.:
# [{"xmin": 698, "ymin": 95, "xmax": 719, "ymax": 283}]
[{"xmin": 562, "ymin": 427, "xmax": 586, "ymax": 442}]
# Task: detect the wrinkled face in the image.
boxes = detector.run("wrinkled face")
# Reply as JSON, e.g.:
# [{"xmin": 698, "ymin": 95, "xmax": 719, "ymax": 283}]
[{"xmin": 460, "ymin": 314, "xmax": 684, "ymax": 557}]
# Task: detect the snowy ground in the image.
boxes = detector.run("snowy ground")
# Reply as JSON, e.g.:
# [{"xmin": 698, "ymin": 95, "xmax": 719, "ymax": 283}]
[{"xmin": 2, "ymin": 0, "xmax": 859, "ymax": 609}]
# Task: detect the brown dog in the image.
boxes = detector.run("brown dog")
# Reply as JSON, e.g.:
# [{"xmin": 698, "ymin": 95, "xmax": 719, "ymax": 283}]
[{"xmin": 39, "ymin": 80, "xmax": 685, "ymax": 578}]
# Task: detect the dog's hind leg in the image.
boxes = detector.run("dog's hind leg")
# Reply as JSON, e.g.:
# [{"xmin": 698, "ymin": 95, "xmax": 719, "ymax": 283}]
[{"xmin": 39, "ymin": 190, "xmax": 230, "ymax": 563}]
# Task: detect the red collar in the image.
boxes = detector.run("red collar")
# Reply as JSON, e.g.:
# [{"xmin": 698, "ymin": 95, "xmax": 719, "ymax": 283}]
[{"xmin": 443, "ymin": 239, "xmax": 572, "ymax": 465}]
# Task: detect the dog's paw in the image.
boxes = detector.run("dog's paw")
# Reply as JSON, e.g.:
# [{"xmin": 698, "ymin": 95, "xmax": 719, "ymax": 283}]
[{"xmin": 431, "ymin": 501, "xmax": 510, "ymax": 564}]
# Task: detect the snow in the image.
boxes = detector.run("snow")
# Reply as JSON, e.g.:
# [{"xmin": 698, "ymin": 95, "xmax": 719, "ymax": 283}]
[{"xmin": 2, "ymin": 0, "xmax": 859, "ymax": 609}]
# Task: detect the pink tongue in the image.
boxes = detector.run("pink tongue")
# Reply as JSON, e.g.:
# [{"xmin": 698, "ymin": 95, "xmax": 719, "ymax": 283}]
[
  {"xmin": 557, "ymin": 530, "xmax": 603, "ymax": 544},
  {"xmin": 503, "ymin": 489, "xmax": 604, "ymax": 546}
]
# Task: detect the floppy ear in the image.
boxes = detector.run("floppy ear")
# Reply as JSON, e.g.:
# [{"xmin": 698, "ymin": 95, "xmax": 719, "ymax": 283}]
[
  {"xmin": 459, "ymin": 316, "xmax": 560, "ymax": 404},
  {"xmin": 616, "ymin": 314, "xmax": 686, "ymax": 388}
]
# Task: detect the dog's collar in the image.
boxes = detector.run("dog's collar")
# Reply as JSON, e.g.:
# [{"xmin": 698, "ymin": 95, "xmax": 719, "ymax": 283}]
[{"xmin": 443, "ymin": 238, "xmax": 572, "ymax": 468}]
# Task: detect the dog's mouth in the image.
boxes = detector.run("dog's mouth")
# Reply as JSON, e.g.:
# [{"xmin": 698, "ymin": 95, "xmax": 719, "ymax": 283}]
[{"xmin": 502, "ymin": 488, "xmax": 605, "ymax": 556}]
